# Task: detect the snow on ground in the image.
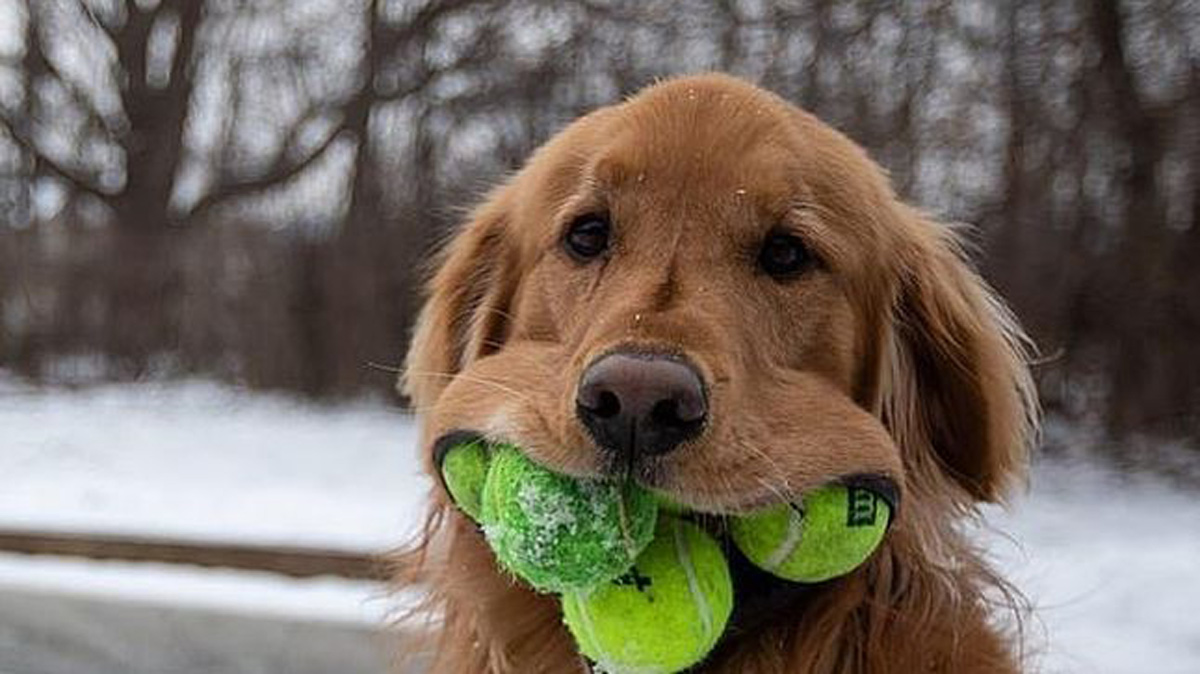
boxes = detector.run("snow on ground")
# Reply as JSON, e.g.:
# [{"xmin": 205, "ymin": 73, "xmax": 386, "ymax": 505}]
[
  {"xmin": 0, "ymin": 376, "xmax": 425, "ymax": 548},
  {"xmin": 980, "ymin": 457, "xmax": 1200, "ymax": 674},
  {"xmin": 1, "ymin": 376, "xmax": 1198, "ymax": 673}
]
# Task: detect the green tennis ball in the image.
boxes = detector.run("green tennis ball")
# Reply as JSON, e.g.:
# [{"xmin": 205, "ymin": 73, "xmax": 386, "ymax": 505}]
[
  {"xmin": 480, "ymin": 445, "xmax": 658, "ymax": 593},
  {"xmin": 439, "ymin": 439, "xmax": 490, "ymax": 521},
  {"xmin": 562, "ymin": 516, "xmax": 733, "ymax": 674},
  {"xmin": 731, "ymin": 483, "xmax": 891, "ymax": 583}
]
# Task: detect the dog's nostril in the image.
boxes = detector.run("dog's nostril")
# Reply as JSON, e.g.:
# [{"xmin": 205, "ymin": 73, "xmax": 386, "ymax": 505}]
[
  {"xmin": 650, "ymin": 399, "xmax": 678, "ymax": 426},
  {"xmin": 577, "ymin": 384, "xmax": 623, "ymax": 418},
  {"xmin": 651, "ymin": 399, "xmax": 698, "ymax": 428},
  {"xmin": 594, "ymin": 391, "xmax": 621, "ymax": 419}
]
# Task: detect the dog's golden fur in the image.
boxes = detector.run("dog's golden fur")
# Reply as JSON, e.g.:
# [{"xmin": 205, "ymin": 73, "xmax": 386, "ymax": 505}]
[{"xmin": 394, "ymin": 74, "xmax": 1038, "ymax": 673}]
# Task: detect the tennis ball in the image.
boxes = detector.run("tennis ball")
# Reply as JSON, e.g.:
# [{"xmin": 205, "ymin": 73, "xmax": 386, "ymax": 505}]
[
  {"xmin": 480, "ymin": 444, "xmax": 658, "ymax": 593},
  {"xmin": 562, "ymin": 516, "xmax": 733, "ymax": 674},
  {"xmin": 438, "ymin": 439, "xmax": 490, "ymax": 521},
  {"xmin": 654, "ymin": 491, "xmax": 689, "ymax": 515},
  {"xmin": 731, "ymin": 483, "xmax": 891, "ymax": 583}
]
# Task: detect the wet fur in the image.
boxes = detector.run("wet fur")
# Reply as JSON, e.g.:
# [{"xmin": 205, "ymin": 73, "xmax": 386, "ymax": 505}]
[{"xmin": 393, "ymin": 74, "xmax": 1038, "ymax": 673}]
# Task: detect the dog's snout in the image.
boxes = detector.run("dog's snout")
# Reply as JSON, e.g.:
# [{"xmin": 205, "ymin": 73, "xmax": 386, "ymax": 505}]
[{"xmin": 576, "ymin": 352, "xmax": 706, "ymax": 459}]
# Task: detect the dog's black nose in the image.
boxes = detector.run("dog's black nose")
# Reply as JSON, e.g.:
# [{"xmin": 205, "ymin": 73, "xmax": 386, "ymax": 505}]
[{"xmin": 576, "ymin": 352, "xmax": 706, "ymax": 458}]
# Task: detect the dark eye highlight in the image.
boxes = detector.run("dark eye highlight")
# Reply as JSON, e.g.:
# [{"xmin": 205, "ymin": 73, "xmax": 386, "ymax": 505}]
[
  {"xmin": 758, "ymin": 232, "xmax": 814, "ymax": 279},
  {"xmin": 563, "ymin": 214, "xmax": 611, "ymax": 261}
]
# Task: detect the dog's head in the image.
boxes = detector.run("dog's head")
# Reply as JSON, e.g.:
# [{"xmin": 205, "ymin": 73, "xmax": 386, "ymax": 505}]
[{"xmin": 405, "ymin": 74, "xmax": 1035, "ymax": 521}]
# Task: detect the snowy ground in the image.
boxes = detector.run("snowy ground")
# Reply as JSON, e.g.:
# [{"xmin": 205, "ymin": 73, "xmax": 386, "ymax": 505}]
[
  {"xmin": 1, "ymin": 376, "xmax": 1198, "ymax": 673},
  {"xmin": 0, "ymin": 377, "xmax": 425, "ymax": 548},
  {"xmin": 980, "ymin": 455, "xmax": 1200, "ymax": 674}
]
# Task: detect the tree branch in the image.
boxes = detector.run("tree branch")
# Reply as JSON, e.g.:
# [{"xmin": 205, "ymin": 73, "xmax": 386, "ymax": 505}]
[
  {"xmin": 185, "ymin": 126, "xmax": 349, "ymax": 223},
  {"xmin": 0, "ymin": 116, "xmax": 108, "ymax": 202},
  {"xmin": 24, "ymin": 18, "xmax": 114, "ymax": 132}
]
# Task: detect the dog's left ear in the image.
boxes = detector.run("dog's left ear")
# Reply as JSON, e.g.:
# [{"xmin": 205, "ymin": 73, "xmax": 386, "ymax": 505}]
[
  {"xmin": 881, "ymin": 206, "xmax": 1038, "ymax": 502},
  {"xmin": 402, "ymin": 189, "xmax": 520, "ymax": 411}
]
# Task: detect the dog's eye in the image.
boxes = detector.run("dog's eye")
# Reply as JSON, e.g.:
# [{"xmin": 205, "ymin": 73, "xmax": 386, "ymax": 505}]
[
  {"xmin": 758, "ymin": 232, "xmax": 813, "ymax": 279},
  {"xmin": 563, "ymin": 215, "xmax": 610, "ymax": 261}
]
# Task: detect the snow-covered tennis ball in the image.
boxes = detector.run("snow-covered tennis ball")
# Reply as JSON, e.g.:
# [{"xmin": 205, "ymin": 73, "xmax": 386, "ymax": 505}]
[
  {"xmin": 480, "ymin": 444, "xmax": 658, "ymax": 593},
  {"xmin": 438, "ymin": 438, "xmax": 490, "ymax": 521},
  {"xmin": 731, "ymin": 483, "xmax": 892, "ymax": 583},
  {"xmin": 561, "ymin": 516, "xmax": 733, "ymax": 674}
]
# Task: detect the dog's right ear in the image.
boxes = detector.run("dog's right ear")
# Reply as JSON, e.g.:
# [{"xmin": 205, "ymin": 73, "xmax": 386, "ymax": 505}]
[
  {"xmin": 880, "ymin": 206, "xmax": 1038, "ymax": 502},
  {"xmin": 402, "ymin": 190, "xmax": 519, "ymax": 410}
]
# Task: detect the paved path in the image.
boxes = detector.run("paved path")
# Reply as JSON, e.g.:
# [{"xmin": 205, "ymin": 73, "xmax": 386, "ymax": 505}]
[{"xmin": 0, "ymin": 585, "xmax": 419, "ymax": 674}]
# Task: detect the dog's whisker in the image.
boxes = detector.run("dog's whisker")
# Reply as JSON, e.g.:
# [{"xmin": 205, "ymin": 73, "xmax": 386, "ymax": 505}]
[
  {"xmin": 403, "ymin": 369, "xmax": 537, "ymax": 407},
  {"xmin": 365, "ymin": 361, "xmax": 404, "ymax": 374},
  {"xmin": 736, "ymin": 435, "xmax": 794, "ymax": 500},
  {"xmin": 478, "ymin": 305, "xmax": 519, "ymax": 322}
]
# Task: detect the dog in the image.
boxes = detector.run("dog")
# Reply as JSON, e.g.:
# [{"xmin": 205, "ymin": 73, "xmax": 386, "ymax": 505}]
[{"xmin": 395, "ymin": 73, "xmax": 1038, "ymax": 673}]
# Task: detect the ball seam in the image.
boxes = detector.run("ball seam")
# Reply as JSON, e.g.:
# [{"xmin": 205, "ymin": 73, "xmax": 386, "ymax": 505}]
[
  {"xmin": 673, "ymin": 519, "xmax": 712, "ymax": 651},
  {"xmin": 567, "ymin": 590, "xmax": 612, "ymax": 668},
  {"xmin": 763, "ymin": 504, "xmax": 805, "ymax": 572}
]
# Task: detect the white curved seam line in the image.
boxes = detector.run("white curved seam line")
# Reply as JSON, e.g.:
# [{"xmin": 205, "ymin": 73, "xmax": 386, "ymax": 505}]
[
  {"xmin": 674, "ymin": 520, "xmax": 712, "ymax": 642},
  {"xmin": 571, "ymin": 590, "xmax": 612, "ymax": 669},
  {"xmin": 764, "ymin": 505, "xmax": 804, "ymax": 571}
]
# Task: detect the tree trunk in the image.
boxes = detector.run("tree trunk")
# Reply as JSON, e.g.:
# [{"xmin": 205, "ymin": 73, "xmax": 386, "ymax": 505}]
[{"xmin": 98, "ymin": 0, "xmax": 203, "ymax": 375}]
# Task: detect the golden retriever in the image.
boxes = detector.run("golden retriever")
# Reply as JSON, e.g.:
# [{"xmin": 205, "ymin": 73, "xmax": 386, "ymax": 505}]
[{"xmin": 396, "ymin": 73, "xmax": 1037, "ymax": 673}]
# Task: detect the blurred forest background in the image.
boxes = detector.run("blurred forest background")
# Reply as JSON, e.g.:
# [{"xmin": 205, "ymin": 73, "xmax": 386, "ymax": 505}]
[{"xmin": 1, "ymin": 0, "xmax": 1197, "ymax": 456}]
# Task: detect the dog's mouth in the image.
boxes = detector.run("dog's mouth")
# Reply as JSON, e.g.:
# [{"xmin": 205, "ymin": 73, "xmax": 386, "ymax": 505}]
[{"xmin": 433, "ymin": 431, "xmax": 898, "ymax": 655}]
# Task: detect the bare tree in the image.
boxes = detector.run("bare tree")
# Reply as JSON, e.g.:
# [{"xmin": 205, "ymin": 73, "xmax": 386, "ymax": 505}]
[{"xmin": 1, "ymin": 0, "xmax": 1197, "ymax": 449}]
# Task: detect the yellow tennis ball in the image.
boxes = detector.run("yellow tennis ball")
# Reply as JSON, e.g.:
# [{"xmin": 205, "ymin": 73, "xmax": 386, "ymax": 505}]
[
  {"xmin": 731, "ymin": 483, "xmax": 892, "ymax": 583},
  {"xmin": 561, "ymin": 516, "xmax": 733, "ymax": 674}
]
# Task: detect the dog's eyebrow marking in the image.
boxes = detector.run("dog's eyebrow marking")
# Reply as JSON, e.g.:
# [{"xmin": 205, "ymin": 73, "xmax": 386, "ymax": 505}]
[
  {"xmin": 782, "ymin": 202, "xmax": 848, "ymax": 271},
  {"xmin": 654, "ymin": 256, "xmax": 680, "ymax": 311},
  {"xmin": 592, "ymin": 154, "xmax": 636, "ymax": 187}
]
